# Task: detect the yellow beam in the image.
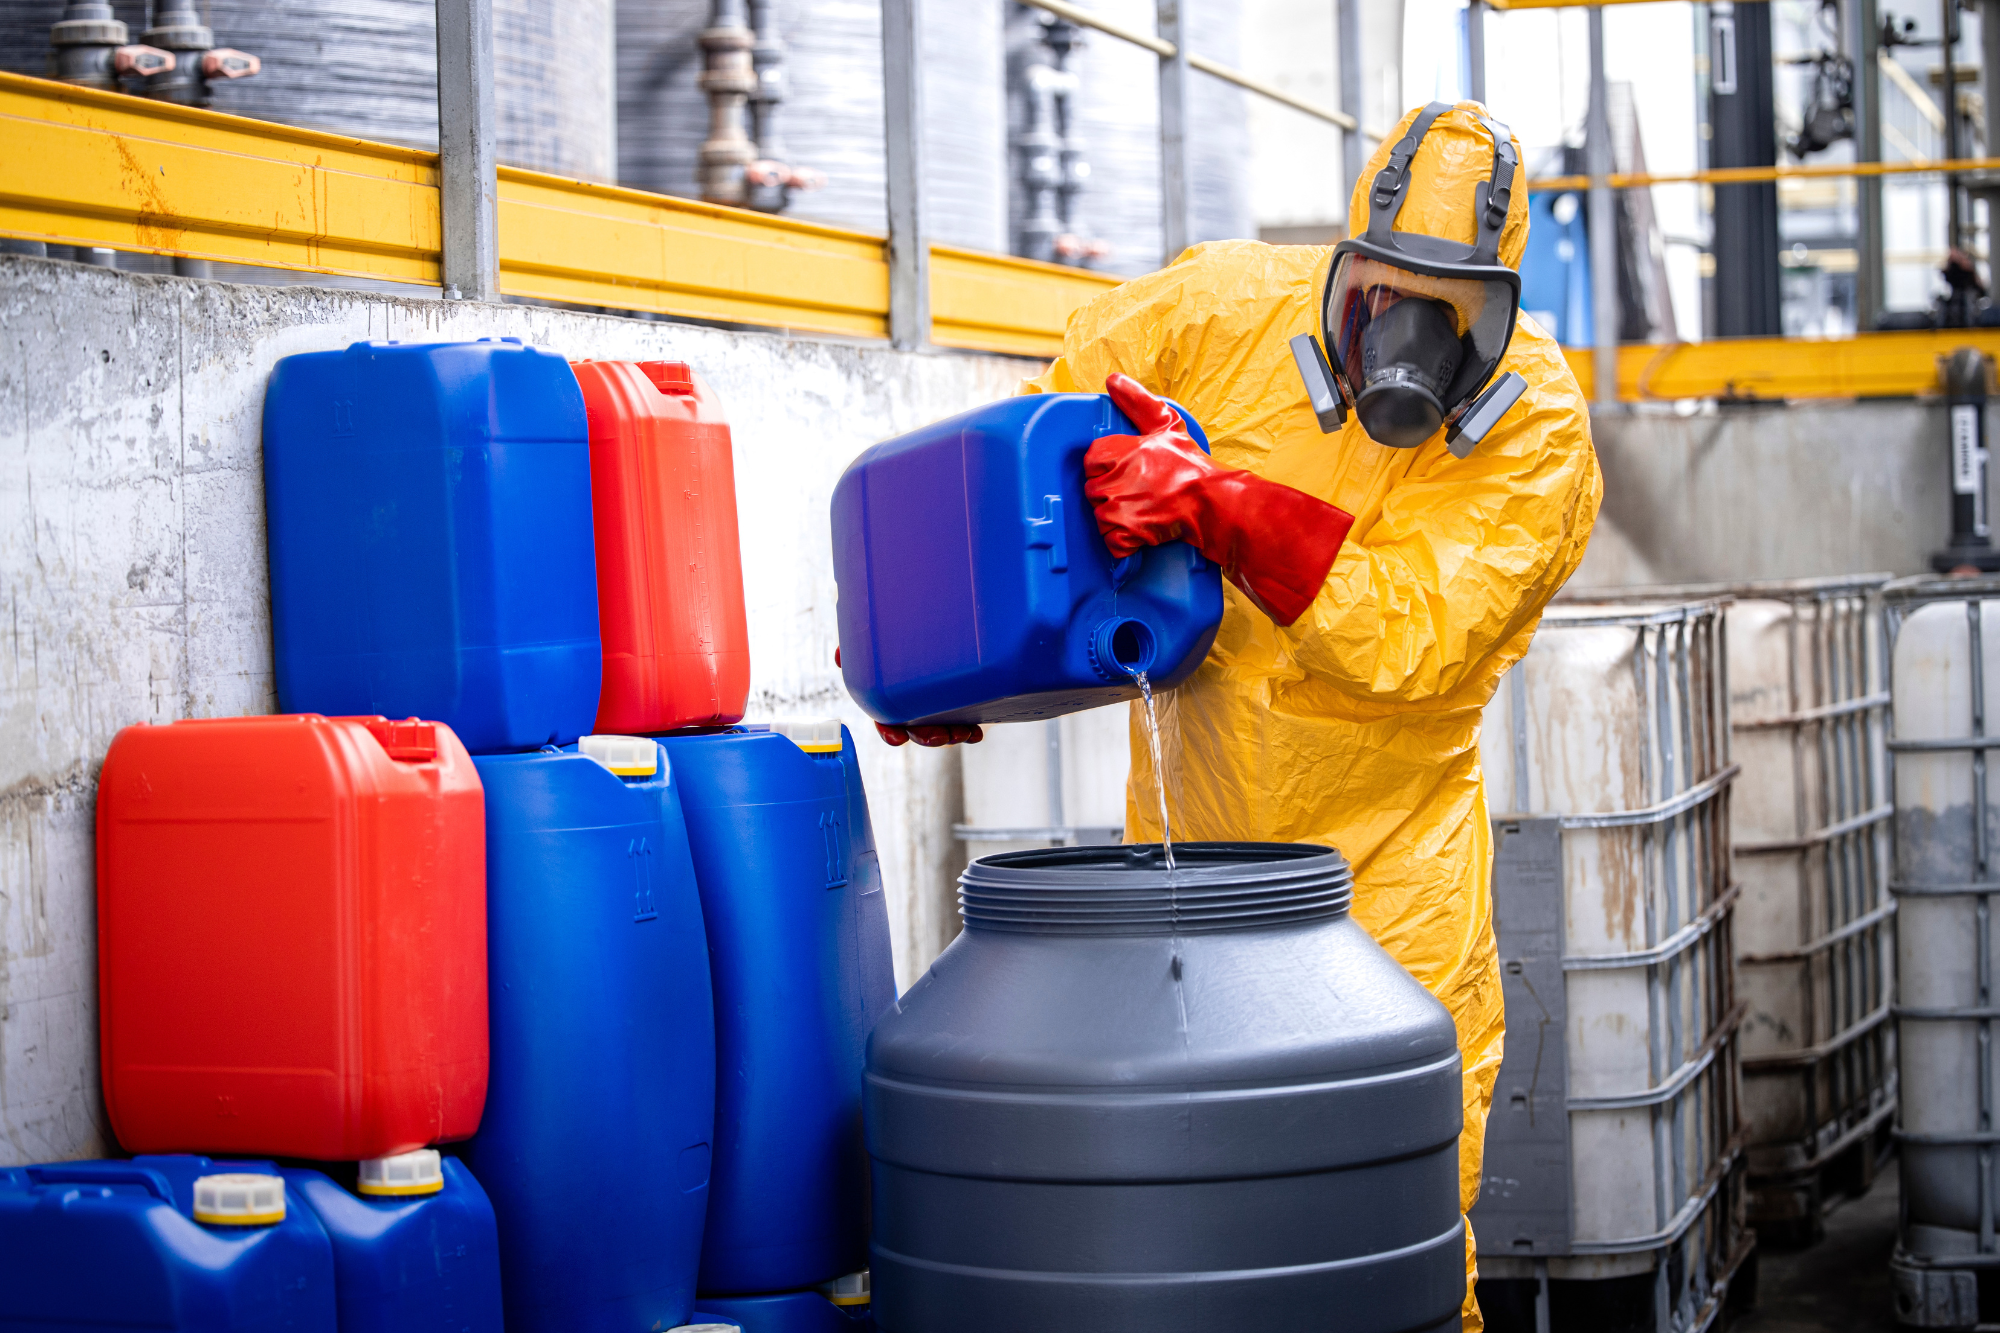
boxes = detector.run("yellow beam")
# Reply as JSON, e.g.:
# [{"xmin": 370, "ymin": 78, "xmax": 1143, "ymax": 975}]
[
  {"xmin": 1561, "ymin": 330, "xmax": 2000, "ymax": 402},
  {"xmin": 1529, "ymin": 155, "xmax": 2000, "ymax": 192},
  {"xmin": 0, "ymin": 70, "xmax": 1120, "ymax": 357},
  {"xmin": 930, "ymin": 243, "xmax": 1119, "ymax": 356},
  {"xmin": 0, "ymin": 70, "xmax": 440, "ymax": 282}
]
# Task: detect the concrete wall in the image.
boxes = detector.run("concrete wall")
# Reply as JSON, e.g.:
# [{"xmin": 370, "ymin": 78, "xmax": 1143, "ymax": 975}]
[
  {"xmin": 0, "ymin": 256, "xmax": 1029, "ymax": 1166},
  {"xmin": 1572, "ymin": 400, "xmax": 1963, "ymax": 590}
]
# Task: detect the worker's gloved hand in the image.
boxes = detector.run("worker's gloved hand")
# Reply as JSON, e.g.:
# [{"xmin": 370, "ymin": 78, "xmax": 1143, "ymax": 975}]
[
  {"xmin": 877, "ymin": 723, "xmax": 983, "ymax": 748},
  {"xmin": 1084, "ymin": 374, "xmax": 1356, "ymax": 626}
]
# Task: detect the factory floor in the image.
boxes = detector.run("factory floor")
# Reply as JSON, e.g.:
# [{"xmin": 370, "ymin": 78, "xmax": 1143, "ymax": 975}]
[{"xmin": 1732, "ymin": 1170, "xmax": 1902, "ymax": 1332}]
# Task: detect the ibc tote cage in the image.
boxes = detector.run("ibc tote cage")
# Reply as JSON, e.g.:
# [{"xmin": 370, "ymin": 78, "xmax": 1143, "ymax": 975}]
[
  {"xmin": 1475, "ymin": 601, "xmax": 1750, "ymax": 1333},
  {"xmin": 1884, "ymin": 574, "xmax": 2000, "ymax": 1329},
  {"xmin": 1560, "ymin": 578, "xmax": 1897, "ymax": 1243}
]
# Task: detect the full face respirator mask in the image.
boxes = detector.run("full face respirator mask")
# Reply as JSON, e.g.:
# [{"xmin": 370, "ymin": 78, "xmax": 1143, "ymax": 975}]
[{"xmin": 1290, "ymin": 102, "xmax": 1529, "ymax": 457}]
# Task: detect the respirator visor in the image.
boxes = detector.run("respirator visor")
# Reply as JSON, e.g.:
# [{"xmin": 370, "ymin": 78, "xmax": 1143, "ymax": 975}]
[{"xmin": 1323, "ymin": 249, "xmax": 1520, "ymax": 449}]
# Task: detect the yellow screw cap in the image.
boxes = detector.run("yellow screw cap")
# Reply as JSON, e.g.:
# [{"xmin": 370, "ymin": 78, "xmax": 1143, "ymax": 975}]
[
  {"xmin": 579, "ymin": 734, "xmax": 660, "ymax": 778},
  {"xmin": 192, "ymin": 1173, "xmax": 286, "ymax": 1226},
  {"xmin": 357, "ymin": 1148, "xmax": 445, "ymax": 1197}
]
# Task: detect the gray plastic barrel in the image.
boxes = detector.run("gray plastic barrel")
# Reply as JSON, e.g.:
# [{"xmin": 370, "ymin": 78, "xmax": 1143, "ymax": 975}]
[{"xmin": 864, "ymin": 842, "xmax": 1466, "ymax": 1332}]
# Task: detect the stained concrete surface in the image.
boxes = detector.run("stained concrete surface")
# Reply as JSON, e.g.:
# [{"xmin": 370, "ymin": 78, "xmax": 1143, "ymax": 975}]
[{"xmin": 1732, "ymin": 1173, "xmax": 1903, "ymax": 1332}]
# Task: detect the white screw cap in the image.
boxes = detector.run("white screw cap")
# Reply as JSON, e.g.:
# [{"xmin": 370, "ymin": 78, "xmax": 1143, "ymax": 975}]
[
  {"xmin": 768, "ymin": 718, "xmax": 844, "ymax": 754},
  {"xmin": 357, "ymin": 1148, "xmax": 445, "ymax": 1197},
  {"xmin": 579, "ymin": 735, "xmax": 660, "ymax": 777},
  {"xmin": 820, "ymin": 1268, "xmax": 871, "ymax": 1305},
  {"xmin": 192, "ymin": 1173, "xmax": 286, "ymax": 1226}
]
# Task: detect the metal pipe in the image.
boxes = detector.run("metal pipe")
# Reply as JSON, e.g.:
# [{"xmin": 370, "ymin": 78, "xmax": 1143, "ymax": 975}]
[
  {"xmin": 1157, "ymin": 0, "xmax": 1191, "ymax": 265},
  {"xmin": 139, "ymin": 0, "xmax": 259, "ymax": 109},
  {"xmin": 698, "ymin": 0, "xmax": 757, "ymax": 208},
  {"xmin": 882, "ymin": 0, "xmax": 929, "ymax": 348},
  {"xmin": 1338, "ymin": 0, "xmax": 1365, "ymax": 215},
  {"xmin": 49, "ymin": 1, "xmax": 171, "ymax": 91},
  {"xmin": 1587, "ymin": 6, "xmax": 1618, "ymax": 405},
  {"xmin": 1858, "ymin": 0, "xmax": 1884, "ymax": 328},
  {"xmin": 1468, "ymin": 0, "xmax": 1487, "ymax": 105},
  {"xmin": 1016, "ymin": 0, "xmax": 1356, "ymax": 129},
  {"xmin": 1943, "ymin": 0, "xmax": 1965, "ymax": 253},
  {"xmin": 435, "ymin": 0, "xmax": 498, "ymax": 302}
]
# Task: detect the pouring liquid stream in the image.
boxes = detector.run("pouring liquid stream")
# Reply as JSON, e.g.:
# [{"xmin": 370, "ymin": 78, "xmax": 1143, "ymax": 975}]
[{"xmin": 1133, "ymin": 669, "xmax": 1175, "ymax": 875}]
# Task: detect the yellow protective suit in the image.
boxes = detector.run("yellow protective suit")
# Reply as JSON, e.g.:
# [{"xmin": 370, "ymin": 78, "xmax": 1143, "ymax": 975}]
[{"xmin": 1024, "ymin": 103, "xmax": 1602, "ymax": 1331}]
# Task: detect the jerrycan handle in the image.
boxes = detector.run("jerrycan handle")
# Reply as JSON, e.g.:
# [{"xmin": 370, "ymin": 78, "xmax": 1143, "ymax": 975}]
[
  {"xmin": 28, "ymin": 1164, "xmax": 175, "ymax": 1204},
  {"xmin": 362, "ymin": 717, "xmax": 439, "ymax": 762}
]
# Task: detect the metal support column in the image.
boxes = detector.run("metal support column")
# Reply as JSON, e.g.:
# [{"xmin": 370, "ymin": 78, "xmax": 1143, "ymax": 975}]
[
  {"xmin": 1337, "ymin": 0, "xmax": 1364, "ymax": 217},
  {"xmin": 881, "ymin": 0, "xmax": 928, "ymax": 349},
  {"xmin": 1467, "ymin": 0, "xmax": 1486, "ymax": 105},
  {"xmin": 435, "ymin": 0, "xmax": 497, "ymax": 302},
  {"xmin": 1157, "ymin": 0, "xmax": 1191, "ymax": 264},
  {"xmin": 1587, "ymin": 7, "xmax": 1618, "ymax": 406},
  {"xmin": 1857, "ymin": 0, "xmax": 1884, "ymax": 329}
]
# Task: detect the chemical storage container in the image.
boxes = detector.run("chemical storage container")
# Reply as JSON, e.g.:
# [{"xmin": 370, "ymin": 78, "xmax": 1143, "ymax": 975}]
[
  {"xmin": 1884, "ymin": 575, "xmax": 2000, "ymax": 1324},
  {"xmin": 264, "ymin": 338, "xmax": 602, "ymax": 754},
  {"xmin": 831, "ymin": 393, "xmax": 1224, "ymax": 726},
  {"xmin": 282, "ymin": 1151, "xmax": 504, "ymax": 1333},
  {"xmin": 1473, "ymin": 601, "xmax": 1750, "ymax": 1329},
  {"xmin": 864, "ymin": 842, "xmax": 1464, "ymax": 1332},
  {"xmin": 462, "ymin": 735, "xmax": 715, "ymax": 1333},
  {"xmin": 1584, "ymin": 578, "xmax": 1895, "ymax": 1246},
  {"xmin": 572, "ymin": 358, "xmax": 750, "ymax": 734},
  {"xmin": 657, "ymin": 723, "xmax": 896, "ymax": 1296},
  {"xmin": 96, "ymin": 714, "xmax": 488, "ymax": 1161},
  {"xmin": 0, "ymin": 1155, "xmax": 336, "ymax": 1333}
]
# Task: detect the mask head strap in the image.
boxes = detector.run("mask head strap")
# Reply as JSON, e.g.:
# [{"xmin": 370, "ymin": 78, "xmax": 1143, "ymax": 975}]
[
  {"xmin": 1361, "ymin": 102, "xmax": 1520, "ymax": 266},
  {"xmin": 1362, "ymin": 101, "xmax": 1452, "ymax": 246}
]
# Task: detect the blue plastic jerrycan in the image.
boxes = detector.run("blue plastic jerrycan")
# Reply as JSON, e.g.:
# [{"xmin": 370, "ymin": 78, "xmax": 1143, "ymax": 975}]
[
  {"xmin": 655, "ymin": 723, "xmax": 896, "ymax": 1297},
  {"xmin": 280, "ymin": 1156, "xmax": 503, "ymax": 1333},
  {"xmin": 0, "ymin": 1155, "xmax": 336, "ymax": 1333},
  {"xmin": 463, "ymin": 736, "xmax": 716, "ymax": 1332},
  {"xmin": 263, "ymin": 338, "xmax": 602, "ymax": 754},
  {"xmin": 830, "ymin": 393, "xmax": 1225, "ymax": 725}
]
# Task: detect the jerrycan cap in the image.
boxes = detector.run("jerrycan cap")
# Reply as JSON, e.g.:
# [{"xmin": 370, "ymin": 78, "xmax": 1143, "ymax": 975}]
[
  {"xmin": 361, "ymin": 716, "xmax": 439, "ymax": 762},
  {"xmin": 357, "ymin": 1148, "xmax": 444, "ymax": 1197},
  {"xmin": 819, "ymin": 1269, "xmax": 871, "ymax": 1306},
  {"xmin": 640, "ymin": 360, "xmax": 696, "ymax": 395},
  {"xmin": 579, "ymin": 734, "xmax": 660, "ymax": 777},
  {"xmin": 192, "ymin": 1173, "xmax": 286, "ymax": 1226},
  {"xmin": 767, "ymin": 718, "xmax": 844, "ymax": 754}
]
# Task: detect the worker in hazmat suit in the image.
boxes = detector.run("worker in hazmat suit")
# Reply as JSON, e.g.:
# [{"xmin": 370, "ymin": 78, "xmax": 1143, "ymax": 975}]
[{"xmin": 882, "ymin": 101, "xmax": 1600, "ymax": 1329}]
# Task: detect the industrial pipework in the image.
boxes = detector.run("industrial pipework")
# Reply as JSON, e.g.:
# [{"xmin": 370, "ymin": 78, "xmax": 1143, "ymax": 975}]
[
  {"xmin": 134, "ymin": 0, "xmax": 260, "ymax": 108},
  {"xmin": 1010, "ymin": 9, "xmax": 1106, "ymax": 267},
  {"xmin": 48, "ymin": 1, "xmax": 172, "ymax": 90},
  {"xmin": 699, "ymin": 0, "xmax": 819, "ymax": 213}
]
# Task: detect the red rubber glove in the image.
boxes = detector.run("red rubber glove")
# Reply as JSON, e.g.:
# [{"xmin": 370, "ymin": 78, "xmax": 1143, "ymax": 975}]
[
  {"xmin": 876, "ymin": 722, "xmax": 984, "ymax": 748},
  {"xmin": 832, "ymin": 649, "xmax": 984, "ymax": 748},
  {"xmin": 1084, "ymin": 374, "xmax": 1355, "ymax": 627}
]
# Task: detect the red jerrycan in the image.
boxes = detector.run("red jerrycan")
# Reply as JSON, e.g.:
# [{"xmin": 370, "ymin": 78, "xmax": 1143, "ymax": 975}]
[
  {"xmin": 571, "ymin": 359, "xmax": 751, "ymax": 734},
  {"xmin": 95, "ymin": 714, "xmax": 488, "ymax": 1161}
]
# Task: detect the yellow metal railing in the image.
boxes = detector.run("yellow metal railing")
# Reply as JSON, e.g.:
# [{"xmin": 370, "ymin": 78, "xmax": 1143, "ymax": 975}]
[
  {"xmin": 1560, "ymin": 329, "xmax": 2000, "ymax": 402},
  {"xmin": 10, "ymin": 70, "xmax": 2000, "ymax": 397},
  {"xmin": 0, "ymin": 71, "xmax": 1120, "ymax": 356}
]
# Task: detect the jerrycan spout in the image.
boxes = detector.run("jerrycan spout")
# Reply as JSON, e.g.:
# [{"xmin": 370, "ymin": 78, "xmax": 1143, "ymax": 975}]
[{"xmin": 1089, "ymin": 617, "xmax": 1157, "ymax": 682}]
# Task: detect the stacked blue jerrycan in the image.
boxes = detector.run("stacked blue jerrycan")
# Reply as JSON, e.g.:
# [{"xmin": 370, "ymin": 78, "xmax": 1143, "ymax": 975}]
[
  {"xmin": 462, "ymin": 734, "xmax": 717, "ymax": 1332},
  {"xmin": 0, "ymin": 1152, "xmax": 500, "ymax": 1332},
  {"xmin": 656, "ymin": 721, "xmax": 896, "ymax": 1304},
  {"xmin": 0, "ymin": 1155, "xmax": 335, "ymax": 1332},
  {"xmin": 263, "ymin": 338, "xmax": 602, "ymax": 752},
  {"xmin": 280, "ymin": 1152, "xmax": 504, "ymax": 1333},
  {"xmin": 831, "ymin": 393, "xmax": 1225, "ymax": 725}
]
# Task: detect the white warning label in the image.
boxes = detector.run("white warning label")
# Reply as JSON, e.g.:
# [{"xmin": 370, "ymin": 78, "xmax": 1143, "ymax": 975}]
[{"xmin": 1953, "ymin": 404, "xmax": 1983, "ymax": 496}]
